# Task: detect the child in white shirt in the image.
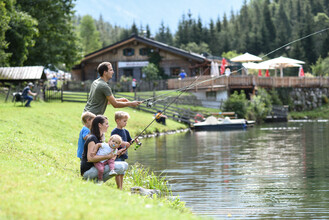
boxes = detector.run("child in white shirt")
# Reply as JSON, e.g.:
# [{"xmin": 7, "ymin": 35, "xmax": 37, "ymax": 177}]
[{"xmin": 94, "ymin": 134, "xmax": 122, "ymax": 182}]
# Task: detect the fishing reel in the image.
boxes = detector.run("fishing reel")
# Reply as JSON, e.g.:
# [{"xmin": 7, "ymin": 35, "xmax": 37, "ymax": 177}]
[
  {"xmin": 134, "ymin": 140, "xmax": 142, "ymax": 151},
  {"xmin": 146, "ymin": 100, "xmax": 153, "ymax": 108}
]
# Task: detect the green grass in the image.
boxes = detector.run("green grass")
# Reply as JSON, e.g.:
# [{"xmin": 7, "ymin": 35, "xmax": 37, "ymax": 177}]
[
  {"xmin": 0, "ymin": 100, "xmax": 202, "ymax": 220},
  {"xmin": 289, "ymin": 104, "xmax": 329, "ymax": 119}
]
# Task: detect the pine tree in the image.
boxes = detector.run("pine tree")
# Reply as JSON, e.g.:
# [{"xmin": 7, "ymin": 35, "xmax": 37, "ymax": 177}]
[
  {"xmin": 238, "ymin": 0, "xmax": 250, "ymax": 52},
  {"xmin": 248, "ymin": 0, "xmax": 263, "ymax": 55},
  {"xmin": 165, "ymin": 27, "xmax": 173, "ymax": 45},
  {"xmin": 196, "ymin": 17, "xmax": 203, "ymax": 43},
  {"xmin": 155, "ymin": 22, "xmax": 166, "ymax": 43},
  {"xmin": 274, "ymin": 0, "xmax": 291, "ymax": 55},
  {"xmin": 145, "ymin": 25, "xmax": 151, "ymax": 38},
  {"xmin": 261, "ymin": 0, "xmax": 276, "ymax": 54},
  {"xmin": 96, "ymin": 15, "xmax": 112, "ymax": 47},
  {"xmin": 175, "ymin": 14, "xmax": 188, "ymax": 46},
  {"xmin": 131, "ymin": 22, "xmax": 138, "ymax": 35},
  {"xmin": 208, "ymin": 19, "xmax": 220, "ymax": 55},
  {"xmin": 221, "ymin": 13, "xmax": 230, "ymax": 53},
  {"xmin": 313, "ymin": 12, "xmax": 329, "ymax": 58},
  {"xmin": 302, "ymin": 2, "xmax": 317, "ymax": 65},
  {"xmin": 216, "ymin": 17, "xmax": 221, "ymax": 32}
]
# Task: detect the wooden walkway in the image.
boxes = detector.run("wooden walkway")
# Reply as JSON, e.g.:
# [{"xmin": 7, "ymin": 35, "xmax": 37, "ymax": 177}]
[{"xmin": 168, "ymin": 76, "xmax": 329, "ymax": 91}]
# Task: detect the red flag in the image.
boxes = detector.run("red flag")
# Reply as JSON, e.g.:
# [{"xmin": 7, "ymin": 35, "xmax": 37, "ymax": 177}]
[
  {"xmin": 299, "ymin": 66, "xmax": 305, "ymax": 77},
  {"xmin": 220, "ymin": 58, "xmax": 226, "ymax": 75},
  {"xmin": 265, "ymin": 69, "xmax": 270, "ymax": 77},
  {"xmin": 258, "ymin": 69, "xmax": 262, "ymax": 76}
]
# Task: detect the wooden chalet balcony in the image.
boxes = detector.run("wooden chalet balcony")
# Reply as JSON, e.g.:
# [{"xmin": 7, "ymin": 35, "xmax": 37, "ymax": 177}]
[{"xmin": 168, "ymin": 75, "xmax": 329, "ymax": 91}]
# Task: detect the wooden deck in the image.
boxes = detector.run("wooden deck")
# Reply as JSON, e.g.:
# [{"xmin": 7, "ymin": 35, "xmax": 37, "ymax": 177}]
[{"xmin": 168, "ymin": 76, "xmax": 329, "ymax": 91}]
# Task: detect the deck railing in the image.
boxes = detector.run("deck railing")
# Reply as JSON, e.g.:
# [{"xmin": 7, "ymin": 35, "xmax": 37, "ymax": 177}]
[{"xmin": 168, "ymin": 76, "xmax": 329, "ymax": 90}]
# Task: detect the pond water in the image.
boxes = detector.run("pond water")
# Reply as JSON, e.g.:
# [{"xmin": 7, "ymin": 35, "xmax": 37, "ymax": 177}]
[{"xmin": 128, "ymin": 121, "xmax": 329, "ymax": 219}]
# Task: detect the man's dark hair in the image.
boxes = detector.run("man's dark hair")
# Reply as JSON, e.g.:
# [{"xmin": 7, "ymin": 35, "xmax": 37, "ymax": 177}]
[{"xmin": 97, "ymin": 62, "xmax": 111, "ymax": 76}]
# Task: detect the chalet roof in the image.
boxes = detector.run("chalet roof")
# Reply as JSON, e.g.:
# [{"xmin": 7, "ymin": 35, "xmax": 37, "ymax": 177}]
[
  {"xmin": 0, "ymin": 66, "xmax": 47, "ymax": 81},
  {"xmin": 83, "ymin": 35, "xmax": 206, "ymax": 62}
]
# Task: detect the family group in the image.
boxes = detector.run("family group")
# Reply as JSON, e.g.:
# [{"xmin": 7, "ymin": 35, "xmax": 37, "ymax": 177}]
[{"xmin": 78, "ymin": 62, "xmax": 142, "ymax": 189}]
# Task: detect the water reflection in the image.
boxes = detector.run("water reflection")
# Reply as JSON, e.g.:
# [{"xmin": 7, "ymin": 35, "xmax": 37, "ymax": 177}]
[{"xmin": 129, "ymin": 122, "xmax": 329, "ymax": 219}]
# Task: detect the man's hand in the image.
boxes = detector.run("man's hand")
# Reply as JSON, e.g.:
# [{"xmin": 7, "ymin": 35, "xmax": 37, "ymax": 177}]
[{"xmin": 130, "ymin": 101, "xmax": 142, "ymax": 107}]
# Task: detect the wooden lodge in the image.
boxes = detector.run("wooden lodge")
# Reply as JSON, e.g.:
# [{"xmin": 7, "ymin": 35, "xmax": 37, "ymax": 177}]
[{"xmin": 72, "ymin": 35, "xmax": 219, "ymax": 81}]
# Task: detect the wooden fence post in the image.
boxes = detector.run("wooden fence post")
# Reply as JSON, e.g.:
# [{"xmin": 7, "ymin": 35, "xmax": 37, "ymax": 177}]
[
  {"xmin": 61, "ymin": 87, "xmax": 63, "ymax": 102},
  {"xmin": 5, "ymin": 85, "xmax": 11, "ymax": 102}
]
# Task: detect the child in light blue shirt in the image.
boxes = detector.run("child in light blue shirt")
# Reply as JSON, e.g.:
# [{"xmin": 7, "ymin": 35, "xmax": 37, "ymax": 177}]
[{"xmin": 77, "ymin": 112, "xmax": 96, "ymax": 159}]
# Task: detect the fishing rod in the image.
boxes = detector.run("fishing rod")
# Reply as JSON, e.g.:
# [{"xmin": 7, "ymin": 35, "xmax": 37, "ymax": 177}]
[
  {"xmin": 140, "ymin": 74, "xmax": 228, "ymax": 108},
  {"xmin": 132, "ymin": 67, "xmax": 211, "ymax": 149},
  {"xmin": 132, "ymin": 27, "xmax": 329, "ymax": 150}
]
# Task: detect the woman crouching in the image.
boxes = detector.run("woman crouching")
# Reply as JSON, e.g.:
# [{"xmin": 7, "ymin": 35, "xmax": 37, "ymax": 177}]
[{"xmin": 80, "ymin": 115, "xmax": 128, "ymax": 189}]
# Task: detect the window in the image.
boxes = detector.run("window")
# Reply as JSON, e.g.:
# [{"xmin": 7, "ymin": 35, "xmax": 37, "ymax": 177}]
[
  {"xmin": 139, "ymin": 48, "xmax": 150, "ymax": 56},
  {"xmin": 123, "ymin": 48, "xmax": 134, "ymax": 56},
  {"xmin": 206, "ymin": 91, "xmax": 217, "ymax": 100},
  {"xmin": 170, "ymin": 67, "xmax": 180, "ymax": 77}
]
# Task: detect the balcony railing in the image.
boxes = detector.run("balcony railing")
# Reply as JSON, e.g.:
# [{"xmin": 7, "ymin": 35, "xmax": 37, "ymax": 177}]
[{"xmin": 168, "ymin": 76, "xmax": 329, "ymax": 90}]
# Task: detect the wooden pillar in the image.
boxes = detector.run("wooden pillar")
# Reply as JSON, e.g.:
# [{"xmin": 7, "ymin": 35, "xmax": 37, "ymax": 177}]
[{"xmin": 5, "ymin": 85, "xmax": 11, "ymax": 102}]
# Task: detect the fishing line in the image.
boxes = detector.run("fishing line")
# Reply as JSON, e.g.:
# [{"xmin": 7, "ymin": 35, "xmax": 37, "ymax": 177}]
[
  {"xmin": 132, "ymin": 27, "xmax": 329, "ymax": 148},
  {"xmin": 141, "ymin": 74, "xmax": 227, "ymax": 107},
  {"xmin": 131, "ymin": 67, "xmax": 210, "ymax": 148},
  {"xmin": 262, "ymin": 27, "xmax": 329, "ymax": 58},
  {"xmin": 139, "ymin": 68, "xmax": 213, "ymax": 107}
]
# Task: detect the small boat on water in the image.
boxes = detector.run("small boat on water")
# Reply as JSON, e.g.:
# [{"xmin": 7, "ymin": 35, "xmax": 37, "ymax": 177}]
[{"xmin": 192, "ymin": 116, "xmax": 247, "ymax": 131}]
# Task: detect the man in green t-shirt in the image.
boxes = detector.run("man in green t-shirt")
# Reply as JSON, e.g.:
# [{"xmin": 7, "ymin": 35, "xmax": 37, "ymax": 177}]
[{"xmin": 83, "ymin": 62, "xmax": 141, "ymax": 115}]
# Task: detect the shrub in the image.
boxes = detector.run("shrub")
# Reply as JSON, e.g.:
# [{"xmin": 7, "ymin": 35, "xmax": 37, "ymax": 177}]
[
  {"xmin": 322, "ymin": 94, "xmax": 329, "ymax": 104},
  {"xmin": 246, "ymin": 88, "xmax": 272, "ymax": 123},
  {"xmin": 311, "ymin": 55, "xmax": 329, "ymax": 76},
  {"xmin": 222, "ymin": 90, "xmax": 248, "ymax": 118},
  {"xmin": 142, "ymin": 63, "xmax": 160, "ymax": 81},
  {"xmin": 120, "ymin": 75, "xmax": 132, "ymax": 82},
  {"xmin": 247, "ymin": 96, "xmax": 267, "ymax": 123},
  {"xmin": 268, "ymin": 89, "xmax": 283, "ymax": 105}
]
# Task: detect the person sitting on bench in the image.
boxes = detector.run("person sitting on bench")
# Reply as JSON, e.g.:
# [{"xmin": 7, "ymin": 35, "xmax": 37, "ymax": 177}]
[{"xmin": 22, "ymin": 82, "xmax": 37, "ymax": 107}]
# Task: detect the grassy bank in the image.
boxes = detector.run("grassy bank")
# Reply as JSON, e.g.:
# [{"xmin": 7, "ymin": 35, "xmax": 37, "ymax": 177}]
[
  {"xmin": 0, "ymin": 101, "xmax": 201, "ymax": 220},
  {"xmin": 289, "ymin": 104, "xmax": 329, "ymax": 119}
]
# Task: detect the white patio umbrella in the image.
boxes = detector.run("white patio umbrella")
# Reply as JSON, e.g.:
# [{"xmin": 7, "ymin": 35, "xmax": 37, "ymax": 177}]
[
  {"xmin": 242, "ymin": 62, "xmax": 275, "ymax": 70},
  {"xmin": 214, "ymin": 62, "xmax": 220, "ymax": 76},
  {"xmin": 231, "ymin": 53, "xmax": 262, "ymax": 75},
  {"xmin": 261, "ymin": 56, "xmax": 305, "ymax": 77},
  {"xmin": 210, "ymin": 61, "xmax": 219, "ymax": 77},
  {"xmin": 231, "ymin": 52, "xmax": 263, "ymax": 62}
]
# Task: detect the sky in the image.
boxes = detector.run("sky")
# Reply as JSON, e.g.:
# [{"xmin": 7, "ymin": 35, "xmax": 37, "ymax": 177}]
[{"xmin": 73, "ymin": 0, "xmax": 245, "ymax": 35}]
